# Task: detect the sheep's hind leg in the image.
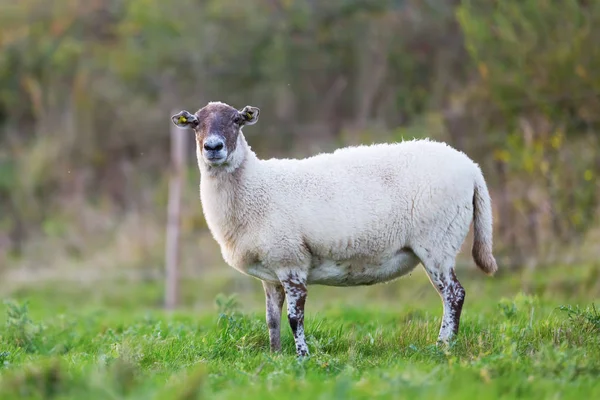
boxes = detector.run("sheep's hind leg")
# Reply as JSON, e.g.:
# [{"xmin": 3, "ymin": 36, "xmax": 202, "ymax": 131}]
[
  {"xmin": 421, "ymin": 260, "xmax": 466, "ymax": 345},
  {"xmin": 262, "ymin": 281, "xmax": 285, "ymax": 352},
  {"xmin": 279, "ymin": 272, "xmax": 309, "ymax": 357}
]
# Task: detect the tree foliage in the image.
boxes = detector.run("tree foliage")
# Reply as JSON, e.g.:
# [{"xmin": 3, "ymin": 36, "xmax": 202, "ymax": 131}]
[
  {"xmin": 457, "ymin": 0, "xmax": 600, "ymax": 263},
  {"xmin": 0, "ymin": 0, "xmax": 598, "ymax": 267}
]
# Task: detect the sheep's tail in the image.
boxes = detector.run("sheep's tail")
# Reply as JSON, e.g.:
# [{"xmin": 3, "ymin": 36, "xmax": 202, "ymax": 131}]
[{"xmin": 472, "ymin": 171, "xmax": 498, "ymax": 276}]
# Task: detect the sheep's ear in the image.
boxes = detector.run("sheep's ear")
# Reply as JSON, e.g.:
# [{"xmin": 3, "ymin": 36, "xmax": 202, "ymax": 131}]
[
  {"xmin": 239, "ymin": 106, "xmax": 260, "ymax": 125},
  {"xmin": 171, "ymin": 110, "xmax": 199, "ymax": 129}
]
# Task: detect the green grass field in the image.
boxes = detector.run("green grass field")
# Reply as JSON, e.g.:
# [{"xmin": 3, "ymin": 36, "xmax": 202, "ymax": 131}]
[{"xmin": 1, "ymin": 263, "xmax": 600, "ymax": 399}]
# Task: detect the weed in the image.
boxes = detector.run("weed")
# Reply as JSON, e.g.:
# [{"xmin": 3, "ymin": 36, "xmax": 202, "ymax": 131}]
[
  {"xmin": 3, "ymin": 299, "xmax": 43, "ymax": 353},
  {"xmin": 559, "ymin": 303, "xmax": 600, "ymax": 332}
]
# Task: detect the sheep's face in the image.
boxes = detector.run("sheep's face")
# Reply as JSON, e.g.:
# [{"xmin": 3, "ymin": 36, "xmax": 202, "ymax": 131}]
[{"xmin": 171, "ymin": 102, "xmax": 259, "ymax": 167}]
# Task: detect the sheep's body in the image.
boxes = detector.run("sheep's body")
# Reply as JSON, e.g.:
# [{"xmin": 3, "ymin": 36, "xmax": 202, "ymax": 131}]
[
  {"xmin": 202, "ymin": 138, "xmax": 488, "ymax": 285},
  {"xmin": 172, "ymin": 101, "xmax": 497, "ymax": 358}
]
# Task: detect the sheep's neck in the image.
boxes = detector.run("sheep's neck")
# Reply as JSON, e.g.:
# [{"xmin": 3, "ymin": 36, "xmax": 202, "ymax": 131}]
[{"xmin": 198, "ymin": 136, "xmax": 258, "ymax": 252}]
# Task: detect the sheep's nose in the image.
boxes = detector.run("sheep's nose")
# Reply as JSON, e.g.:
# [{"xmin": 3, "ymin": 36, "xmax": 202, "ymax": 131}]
[{"xmin": 204, "ymin": 138, "xmax": 224, "ymax": 151}]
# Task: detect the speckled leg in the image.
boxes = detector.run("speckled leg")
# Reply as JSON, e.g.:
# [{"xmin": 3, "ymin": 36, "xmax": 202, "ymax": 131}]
[
  {"xmin": 262, "ymin": 281, "xmax": 285, "ymax": 352},
  {"xmin": 279, "ymin": 272, "xmax": 309, "ymax": 357},
  {"xmin": 422, "ymin": 264, "xmax": 466, "ymax": 345}
]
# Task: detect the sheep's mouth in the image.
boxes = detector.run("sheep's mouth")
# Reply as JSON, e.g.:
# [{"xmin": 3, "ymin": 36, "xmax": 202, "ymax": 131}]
[{"xmin": 204, "ymin": 154, "xmax": 227, "ymax": 166}]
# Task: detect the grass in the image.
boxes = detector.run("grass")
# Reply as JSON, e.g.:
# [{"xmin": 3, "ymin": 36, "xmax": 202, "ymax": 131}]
[{"xmin": 1, "ymin": 263, "xmax": 600, "ymax": 399}]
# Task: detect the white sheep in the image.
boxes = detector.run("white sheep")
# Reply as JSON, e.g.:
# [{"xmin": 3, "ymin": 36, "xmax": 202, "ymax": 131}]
[{"xmin": 171, "ymin": 101, "xmax": 498, "ymax": 357}]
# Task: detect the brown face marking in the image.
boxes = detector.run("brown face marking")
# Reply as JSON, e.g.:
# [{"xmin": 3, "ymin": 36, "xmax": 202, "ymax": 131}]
[
  {"xmin": 279, "ymin": 272, "xmax": 309, "ymax": 357},
  {"xmin": 194, "ymin": 103, "xmax": 243, "ymax": 157},
  {"xmin": 263, "ymin": 282, "xmax": 285, "ymax": 352}
]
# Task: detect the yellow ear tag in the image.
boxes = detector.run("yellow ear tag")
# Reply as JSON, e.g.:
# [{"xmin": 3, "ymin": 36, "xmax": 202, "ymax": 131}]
[
  {"xmin": 178, "ymin": 116, "xmax": 187, "ymax": 124},
  {"xmin": 245, "ymin": 111, "xmax": 253, "ymax": 119}
]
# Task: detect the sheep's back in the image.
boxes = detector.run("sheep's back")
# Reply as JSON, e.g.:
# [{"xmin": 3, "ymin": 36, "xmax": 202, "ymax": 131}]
[{"xmin": 255, "ymin": 139, "xmax": 479, "ymax": 260}]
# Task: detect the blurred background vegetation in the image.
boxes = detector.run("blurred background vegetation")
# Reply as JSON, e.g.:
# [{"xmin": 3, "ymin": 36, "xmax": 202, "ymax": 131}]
[{"xmin": 0, "ymin": 0, "xmax": 599, "ymax": 289}]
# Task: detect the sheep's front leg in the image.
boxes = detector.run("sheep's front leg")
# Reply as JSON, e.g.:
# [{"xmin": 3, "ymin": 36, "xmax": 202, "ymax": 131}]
[
  {"xmin": 279, "ymin": 272, "xmax": 309, "ymax": 357},
  {"xmin": 262, "ymin": 281, "xmax": 285, "ymax": 352}
]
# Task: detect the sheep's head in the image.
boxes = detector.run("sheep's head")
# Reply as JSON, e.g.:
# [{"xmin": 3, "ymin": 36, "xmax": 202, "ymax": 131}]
[{"xmin": 171, "ymin": 101, "xmax": 259, "ymax": 167}]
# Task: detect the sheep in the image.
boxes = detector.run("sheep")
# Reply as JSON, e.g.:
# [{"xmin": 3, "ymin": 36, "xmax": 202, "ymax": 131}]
[{"xmin": 171, "ymin": 101, "xmax": 498, "ymax": 357}]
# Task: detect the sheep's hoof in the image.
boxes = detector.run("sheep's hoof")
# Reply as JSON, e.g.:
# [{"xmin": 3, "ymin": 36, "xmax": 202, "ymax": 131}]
[
  {"xmin": 436, "ymin": 338, "xmax": 457, "ymax": 350},
  {"xmin": 296, "ymin": 350, "xmax": 310, "ymax": 359}
]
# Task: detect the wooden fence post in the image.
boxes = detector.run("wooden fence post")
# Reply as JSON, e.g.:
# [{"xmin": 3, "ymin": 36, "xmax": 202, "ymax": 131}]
[{"xmin": 165, "ymin": 111, "xmax": 187, "ymax": 310}]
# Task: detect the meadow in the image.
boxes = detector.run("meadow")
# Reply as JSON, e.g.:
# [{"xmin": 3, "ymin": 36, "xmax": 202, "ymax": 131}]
[{"xmin": 1, "ymin": 263, "xmax": 599, "ymax": 399}]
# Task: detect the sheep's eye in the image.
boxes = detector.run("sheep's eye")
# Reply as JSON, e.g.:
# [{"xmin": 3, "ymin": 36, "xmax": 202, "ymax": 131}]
[{"xmin": 233, "ymin": 115, "xmax": 243, "ymax": 125}]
